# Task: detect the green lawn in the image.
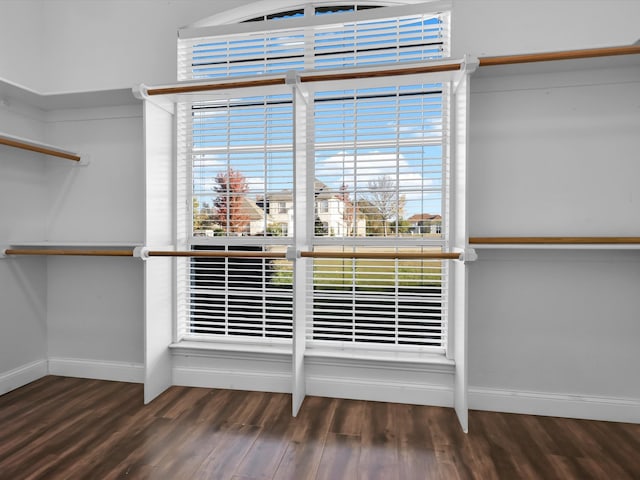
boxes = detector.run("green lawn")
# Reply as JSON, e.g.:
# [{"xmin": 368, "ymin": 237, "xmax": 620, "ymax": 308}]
[{"xmin": 271, "ymin": 258, "xmax": 443, "ymax": 289}]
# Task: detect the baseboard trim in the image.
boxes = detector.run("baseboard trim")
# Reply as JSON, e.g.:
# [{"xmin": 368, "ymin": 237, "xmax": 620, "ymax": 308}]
[
  {"xmin": 469, "ymin": 386, "xmax": 640, "ymax": 424},
  {"xmin": 34, "ymin": 357, "xmax": 640, "ymax": 423},
  {"xmin": 172, "ymin": 367, "xmax": 455, "ymax": 407},
  {"xmin": 307, "ymin": 374, "xmax": 454, "ymax": 407},
  {"xmin": 48, "ymin": 357, "xmax": 144, "ymax": 384},
  {"xmin": 173, "ymin": 366, "xmax": 291, "ymax": 393},
  {"xmin": 0, "ymin": 359, "xmax": 48, "ymax": 395}
]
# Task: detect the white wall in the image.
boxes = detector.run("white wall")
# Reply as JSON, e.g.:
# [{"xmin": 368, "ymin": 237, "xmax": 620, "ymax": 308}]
[
  {"xmin": 1, "ymin": 1, "xmax": 639, "ymax": 93},
  {"xmin": 469, "ymin": 250, "xmax": 640, "ymax": 399},
  {"xmin": 0, "ymin": 96, "xmax": 146, "ymax": 386},
  {"xmin": 44, "ymin": 106, "xmax": 144, "ymax": 242},
  {"xmin": 467, "ymin": 62, "xmax": 640, "ymax": 417},
  {"xmin": 452, "ymin": 0, "xmax": 640, "ymax": 58},
  {"xmin": 469, "ymin": 63, "xmax": 640, "ymax": 237},
  {"xmin": 0, "ymin": 1, "xmax": 43, "ymax": 91},
  {"xmin": 40, "ymin": 0, "xmax": 251, "ymax": 93},
  {"xmin": 46, "ymin": 256, "xmax": 144, "ymax": 366},
  {"xmin": 43, "ymin": 104, "xmax": 145, "ymax": 371},
  {"xmin": 0, "ymin": 101, "xmax": 48, "ymax": 390},
  {"xmin": 28, "ymin": 0, "xmax": 640, "ymax": 94}
]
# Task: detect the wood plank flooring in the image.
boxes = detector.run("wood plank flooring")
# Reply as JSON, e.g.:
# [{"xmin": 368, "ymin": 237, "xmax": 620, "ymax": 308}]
[{"xmin": 1, "ymin": 376, "xmax": 639, "ymax": 479}]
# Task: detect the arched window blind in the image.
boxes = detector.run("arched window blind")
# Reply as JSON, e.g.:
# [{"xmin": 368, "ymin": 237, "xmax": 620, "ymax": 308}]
[{"xmin": 178, "ymin": 3, "xmax": 449, "ymax": 79}]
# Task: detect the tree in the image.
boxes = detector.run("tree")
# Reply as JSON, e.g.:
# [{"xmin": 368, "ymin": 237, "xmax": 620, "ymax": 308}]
[
  {"xmin": 390, "ymin": 218, "xmax": 411, "ymax": 235},
  {"xmin": 193, "ymin": 197, "xmax": 214, "ymax": 232},
  {"xmin": 357, "ymin": 199, "xmax": 378, "ymax": 236},
  {"xmin": 338, "ymin": 183, "xmax": 357, "ymax": 236},
  {"xmin": 364, "ymin": 176, "xmax": 405, "ymax": 236},
  {"xmin": 213, "ymin": 167, "xmax": 250, "ymax": 235}
]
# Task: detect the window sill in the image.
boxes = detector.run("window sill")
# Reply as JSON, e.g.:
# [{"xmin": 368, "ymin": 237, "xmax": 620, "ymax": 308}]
[
  {"xmin": 170, "ymin": 340, "xmax": 454, "ymax": 372},
  {"xmin": 170, "ymin": 340, "xmax": 292, "ymax": 357},
  {"xmin": 305, "ymin": 347, "xmax": 454, "ymax": 371}
]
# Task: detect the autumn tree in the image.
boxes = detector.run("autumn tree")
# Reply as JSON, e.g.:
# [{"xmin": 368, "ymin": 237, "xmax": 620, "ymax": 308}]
[{"xmin": 213, "ymin": 167, "xmax": 250, "ymax": 235}]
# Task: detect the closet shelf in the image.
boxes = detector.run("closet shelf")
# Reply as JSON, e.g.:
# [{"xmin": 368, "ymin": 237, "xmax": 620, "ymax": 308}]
[
  {"xmin": 0, "ymin": 132, "xmax": 81, "ymax": 162},
  {"xmin": 8, "ymin": 241, "xmax": 142, "ymax": 248},
  {"xmin": 0, "ymin": 77, "xmax": 140, "ymax": 110},
  {"xmin": 469, "ymin": 237, "xmax": 640, "ymax": 250}
]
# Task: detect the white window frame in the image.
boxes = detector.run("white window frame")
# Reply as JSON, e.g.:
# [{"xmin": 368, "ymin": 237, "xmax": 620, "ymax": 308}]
[{"xmin": 176, "ymin": 1, "xmax": 455, "ymax": 354}]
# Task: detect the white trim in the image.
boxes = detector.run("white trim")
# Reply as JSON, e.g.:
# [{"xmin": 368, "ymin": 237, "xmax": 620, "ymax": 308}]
[
  {"xmin": 48, "ymin": 357, "xmax": 144, "ymax": 384},
  {"xmin": 170, "ymin": 340, "xmax": 292, "ymax": 357},
  {"xmin": 306, "ymin": 373, "xmax": 453, "ymax": 407},
  {"xmin": 305, "ymin": 347, "xmax": 453, "ymax": 368},
  {"xmin": 171, "ymin": 348, "xmax": 454, "ymax": 405},
  {"xmin": 183, "ymin": 0, "xmax": 450, "ymax": 31},
  {"xmin": 0, "ymin": 360, "xmax": 48, "ymax": 396},
  {"xmin": 469, "ymin": 386, "xmax": 640, "ymax": 424},
  {"xmin": 0, "ymin": 75, "xmax": 139, "ymax": 108},
  {"xmin": 173, "ymin": 366, "xmax": 292, "ymax": 393}
]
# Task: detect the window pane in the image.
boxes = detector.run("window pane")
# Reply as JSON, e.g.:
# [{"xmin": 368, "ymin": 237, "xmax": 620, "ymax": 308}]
[
  {"xmin": 314, "ymin": 85, "xmax": 444, "ymax": 238},
  {"xmin": 192, "ymin": 95, "xmax": 293, "ymax": 237},
  {"xmin": 313, "ymin": 15, "xmax": 446, "ymax": 69},
  {"xmin": 189, "ymin": 246, "xmax": 293, "ymax": 339},
  {"xmin": 309, "ymin": 246, "xmax": 446, "ymax": 347}
]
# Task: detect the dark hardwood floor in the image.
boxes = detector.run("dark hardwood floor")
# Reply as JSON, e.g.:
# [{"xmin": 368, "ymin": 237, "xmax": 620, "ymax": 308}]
[{"xmin": 0, "ymin": 376, "xmax": 638, "ymax": 479}]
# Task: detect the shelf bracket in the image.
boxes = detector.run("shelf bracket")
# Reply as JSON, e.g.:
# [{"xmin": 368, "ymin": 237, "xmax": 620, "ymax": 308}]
[
  {"xmin": 133, "ymin": 246, "xmax": 150, "ymax": 260},
  {"xmin": 459, "ymin": 247, "xmax": 478, "ymax": 263}
]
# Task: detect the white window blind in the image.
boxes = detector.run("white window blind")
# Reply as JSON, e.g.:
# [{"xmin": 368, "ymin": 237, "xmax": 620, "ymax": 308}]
[
  {"xmin": 314, "ymin": 84, "xmax": 445, "ymax": 238},
  {"xmin": 312, "ymin": 14, "xmax": 447, "ymax": 69},
  {"xmin": 309, "ymin": 249, "xmax": 447, "ymax": 347},
  {"xmin": 186, "ymin": 92, "xmax": 295, "ymax": 341},
  {"xmin": 309, "ymin": 80, "xmax": 448, "ymax": 350},
  {"xmin": 178, "ymin": 3, "xmax": 451, "ymax": 349},
  {"xmin": 191, "ymin": 95, "xmax": 294, "ymax": 238},
  {"xmin": 189, "ymin": 247, "xmax": 293, "ymax": 339},
  {"xmin": 178, "ymin": 5, "xmax": 449, "ymax": 80}
]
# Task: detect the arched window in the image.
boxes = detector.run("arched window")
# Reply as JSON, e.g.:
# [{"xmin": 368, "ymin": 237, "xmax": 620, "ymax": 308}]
[
  {"xmin": 178, "ymin": 2, "xmax": 456, "ymax": 352},
  {"xmin": 178, "ymin": 1, "xmax": 450, "ymax": 79}
]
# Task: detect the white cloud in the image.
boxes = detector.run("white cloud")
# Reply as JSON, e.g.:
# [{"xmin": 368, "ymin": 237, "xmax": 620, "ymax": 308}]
[{"xmin": 316, "ymin": 152, "xmax": 432, "ymax": 201}]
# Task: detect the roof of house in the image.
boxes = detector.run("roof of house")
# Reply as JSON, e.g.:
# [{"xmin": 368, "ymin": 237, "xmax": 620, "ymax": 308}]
[
  {"xmin": 242, "ymin": 196, "xmax": 266, "ymax": 220},
  {"xmin": 407, "ymin": 213, "xmax": 442, "ymax": 222}
]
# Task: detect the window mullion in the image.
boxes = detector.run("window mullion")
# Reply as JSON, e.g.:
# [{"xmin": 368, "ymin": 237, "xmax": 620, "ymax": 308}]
[{"xmin": 292, "ymin": 81, "xmax": 311, "ymax": 415}]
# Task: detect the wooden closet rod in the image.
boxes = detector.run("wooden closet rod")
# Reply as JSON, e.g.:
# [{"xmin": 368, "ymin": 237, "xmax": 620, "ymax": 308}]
[
  {"xmin": 144, "ymin": 44, "xmax": 639, "ymax": 97},
  {"xmin": 0, "ymin": 136, "xmax": 81, "ymax": 162},
  {"xmin": 148, "ymin": 250, "xmax": 461, "ymax": 260},
  {"xmin": 479, "ymin": 45, "xmax": 640, "ymax": 67},
  {"xmin": 146, "ymin": 62, "xmax": 461, "ymax": 96},
  {"xmin": 10, "ymin": 241, "xmax": 637, "ymax": 256},
  {"xmin": 469, "ymin": 237, "xmax": 640, "ymax": 245},
  {"xmin": 147, "ymin": 250, "xmax": 287, "ymax": 258},
  {"xmin": 299, "ymin": 62, "xmax": 462, "ymax": 83},
  {"xmin": 4, "ymin": 249, "xmax": 461, "ymax": 259},
  {"xmin": 146, "ymin": 78, "xmax": 286, "ymax": 96},
  {"xmin": 300, "ymin": 251, "xmax": 461, "ymax": 260},
  {"xmin": 4, "ymin": 249, "xmax": 133, "ymax": 256}
]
